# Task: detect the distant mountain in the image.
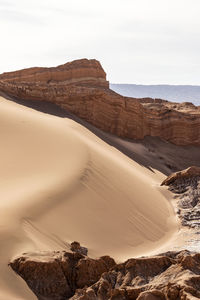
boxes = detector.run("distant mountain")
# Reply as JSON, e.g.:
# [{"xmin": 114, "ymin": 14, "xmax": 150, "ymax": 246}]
[{"xmin": 110, "ymin": 84, "xmax": 200, "ymax": 106}]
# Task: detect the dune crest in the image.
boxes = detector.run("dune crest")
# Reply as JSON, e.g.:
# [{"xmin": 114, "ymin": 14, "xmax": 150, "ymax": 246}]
[{"xmin": 0, "ymin": 96, "xmax": 176, "ymax": 299}]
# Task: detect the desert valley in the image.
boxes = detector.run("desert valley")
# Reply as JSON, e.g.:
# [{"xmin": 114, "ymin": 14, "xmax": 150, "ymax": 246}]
[{"xmin": 0, "ymin": 59, "xmax": 200, "ymax": 299}]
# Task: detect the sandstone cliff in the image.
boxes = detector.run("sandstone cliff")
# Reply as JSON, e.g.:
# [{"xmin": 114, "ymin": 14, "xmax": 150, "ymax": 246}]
[
  {"xmin": 0, "ymin": 58, "xmax": 200, "ymax": 146},
  {"xmin": 0, "ymin": 59, "xmax": 109, "ymax": 88}
]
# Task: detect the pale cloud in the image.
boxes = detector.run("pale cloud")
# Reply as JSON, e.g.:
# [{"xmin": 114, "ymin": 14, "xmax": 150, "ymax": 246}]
[{"xmin": 0, "ymin": 0, "xmax": 199, "ymax": 84}]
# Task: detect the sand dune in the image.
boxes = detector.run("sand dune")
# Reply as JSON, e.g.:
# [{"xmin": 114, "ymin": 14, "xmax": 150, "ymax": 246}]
[{"xmin": 0, "ymin": 96, "xmax": 177, "ymax": 299}]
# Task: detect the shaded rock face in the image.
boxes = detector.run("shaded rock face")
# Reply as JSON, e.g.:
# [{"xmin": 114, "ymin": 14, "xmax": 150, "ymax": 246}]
[
  {"xmin": 9, "ymin": 251, "xmax": 115, "ymax": 300},
  {"xmin": 162, "ymin": 166, "xmax": 200, "ymax": 229},
  {"xmin": 1, "ymin": 58, "xmax": 200, "ymax": 146},
  {"xmin": 10, "ymin": 250, "xmax": 200, "ymax": 300}
]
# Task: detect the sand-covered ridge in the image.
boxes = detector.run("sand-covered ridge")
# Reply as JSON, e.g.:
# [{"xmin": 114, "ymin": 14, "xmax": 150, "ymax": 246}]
[{"xmin": 0, "ymin": 96, "xmax": 177, "ymax": 300}]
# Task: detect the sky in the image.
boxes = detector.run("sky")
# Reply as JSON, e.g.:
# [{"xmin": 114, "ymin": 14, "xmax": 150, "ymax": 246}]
[{"xmin": 0, "ymin": 0, "xmax": 200, "ymax": 84}]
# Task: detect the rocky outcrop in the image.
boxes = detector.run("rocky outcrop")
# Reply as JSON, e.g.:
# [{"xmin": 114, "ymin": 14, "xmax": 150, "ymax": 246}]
[
  {"xmin": 9, "ymin": 251, "xmax": 115, "ymax": 300},
  {"xmin": 10, "ymin": 250, "xmax": 200, "ymax": 299},
  {"xmin": 0, "ymin": 58, "xmax": 200, "ymax": 146},
  {"xmin": 161, "ymin": 166, "xmax": 200, "ymax": 229},
  {"xmin": 70, "ymin": 241, "xmax": 88, "ymax": 256},
  {"xmin": 72, "ymin": 250, "xmax": 200, "ymax": 300},
  {"xmin": 161, "ymin": 166, "xmax": 200, "ymax": 186}
]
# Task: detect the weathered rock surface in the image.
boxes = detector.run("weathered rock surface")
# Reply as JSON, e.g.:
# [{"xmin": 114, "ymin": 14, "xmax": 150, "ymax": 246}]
[
  {"xmin": 9, "ymin": 251, "xmax": 115, "ymax": 300},
  {"xmin": 0, "ymin": 59, "xmax": 109, "ymax": 88},
  {"xmin": 161, "ymin": 166, "xmax": 200, "ymax": 186},
  {"xmin": 72, "ymin": 250, "xmax": 200, "ymax": 300},
  {"xmin": 0, "ymin": 58, "xmax": 200, "ymax": 146},
  {"xmin": 10, "ymin": 250, "xmax": 200, "ymax": 299},
  {"xmin": 70, "ymin": 241, "xmax": 88, "ymax": 256},
  {"xmin": 162, "ymin": 166, "xmax": 200, "ymax": 229}
]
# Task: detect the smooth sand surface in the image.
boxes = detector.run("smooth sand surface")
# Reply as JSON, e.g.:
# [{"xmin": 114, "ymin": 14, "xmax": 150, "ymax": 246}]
[{"xmin": 0, "ymin": 96, "xmax": 177, "ymax": 299}]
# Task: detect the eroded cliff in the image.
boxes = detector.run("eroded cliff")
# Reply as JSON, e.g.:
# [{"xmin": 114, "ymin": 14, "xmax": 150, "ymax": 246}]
[{"xmin": 0, "ymin": 58, "xmax": 200, "ymax": 146}]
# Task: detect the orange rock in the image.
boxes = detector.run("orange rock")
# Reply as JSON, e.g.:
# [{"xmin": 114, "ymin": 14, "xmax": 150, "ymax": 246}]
[
  {"xmin": 1, "ymin": 58, "xmax": 200, "ymax": 146},
  {"xmin": 0, "ymin": 59, "xmax": 109, "ymax": 88}
]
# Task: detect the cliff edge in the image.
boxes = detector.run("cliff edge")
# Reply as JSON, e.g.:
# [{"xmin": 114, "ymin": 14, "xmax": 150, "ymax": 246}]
[{"xmin": 0, "ymin": 58, "xmax": 200, "ymax": 146}]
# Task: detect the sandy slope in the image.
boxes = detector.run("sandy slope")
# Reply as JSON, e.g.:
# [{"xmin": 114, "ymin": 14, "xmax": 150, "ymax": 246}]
[{"xmin": 0, "ymin": 96, "xmax": 177, "ymax": 300}]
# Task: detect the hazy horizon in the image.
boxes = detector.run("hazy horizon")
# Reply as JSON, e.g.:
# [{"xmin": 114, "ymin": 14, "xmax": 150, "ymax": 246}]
[{"xmin": 111, "ymin": 83, "xmax": 200, "ymax": 105}]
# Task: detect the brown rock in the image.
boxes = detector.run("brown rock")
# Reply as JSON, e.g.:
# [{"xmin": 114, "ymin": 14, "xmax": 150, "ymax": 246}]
[
  {"xmin": 76, "ymin": 256, "xmax": 116, "ymax": 289},
  {"xmin": 9, "ymin": 250, "xmax": 200, "ymax": 300},
  {"xmin": 0, "ymin": 58, "xmax": 109, "ymax": 88},
  {"xmin": 71, "ymin": 251, "xmax": 200, "ymax": 300},
  {"xmin": 161, "ymin": 166, "xmax": 200, "ymax": 186},
  {"xmin": 137, "ymin": 290, "xmax": 166, "ymax": 300},
  {"xmin": 0, "ymin": 58, "xmax": 200, "ymax": 146},
  {"xmin": 70, "ymin": 241, "xmax": 88, "ymax": 256},
  {"xmin": 9, "ymin": 251, "xmax": 116, "ymax": 300}
]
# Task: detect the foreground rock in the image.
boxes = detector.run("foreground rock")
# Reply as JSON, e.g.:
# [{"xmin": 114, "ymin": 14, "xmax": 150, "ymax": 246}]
[
  {"xmin": 0, "ymin": 58, "xmax": 200, "ymax": 146},
  {"xmin": 72, "ymin": 250, "xmax": 200, "ymax": 300},
  {"xmin": 10, "ymin": 250, "xmax": 200, "ymax": 299},
  {"xmin": 9, "ymin": 251, "xmax": 115, "ymax": 300}
]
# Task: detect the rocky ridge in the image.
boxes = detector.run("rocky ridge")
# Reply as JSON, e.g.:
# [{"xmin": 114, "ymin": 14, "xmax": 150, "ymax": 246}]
[
  {"xmin": 0, "ymin": 58, "xmax": 200, "ymax": 146},
  {"xmin": 10, "ymin": 249, "xmax": 200, "ymax": 300}
]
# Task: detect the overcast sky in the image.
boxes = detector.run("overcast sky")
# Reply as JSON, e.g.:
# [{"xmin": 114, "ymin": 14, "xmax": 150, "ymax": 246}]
[{"xmin": 0, "ymin": 0, "xmax": 200, "ymax": 84}]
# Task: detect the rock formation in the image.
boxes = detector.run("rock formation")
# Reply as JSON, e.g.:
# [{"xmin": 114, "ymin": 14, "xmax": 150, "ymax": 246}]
[
  {"xmin": 9, "ymin": 251, "xmax": 115, "ymax": 300},
  {"xmin": 0, "ymin": 58, "xmax": 200, "ymax": 146},
  {"xmin": 10, "ymin": 249, "xmax": 200, "ymax": 299},
  {"xmin": 161, "ymin": 166, "xmax": 200, "ymax": 229},
  {"xmin": 0, "ymin": 59, "xmax": 109, "ymax": 88},
  {"xmin": 70, "ymin": 241, "xmax": 88, "ymax": 256},
  {"xmin": 161, "ymin": 166, "xmax": 200, "ymax": 186}
]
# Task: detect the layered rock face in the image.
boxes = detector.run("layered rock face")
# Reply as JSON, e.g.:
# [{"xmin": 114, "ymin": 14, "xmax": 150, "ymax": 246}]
[
  {"xmin": 0, "ymin": 59, "xmax": 109, "ymax": 88},
  {"xmin": 0, "ymin": 58, "xmax": 200, "ymax": 146},
  {"xmin": 10, "ymin": 250, "xmax": 200, "ymax": 300}
]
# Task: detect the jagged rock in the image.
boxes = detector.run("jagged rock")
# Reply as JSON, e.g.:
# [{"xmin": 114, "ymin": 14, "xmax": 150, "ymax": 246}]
[
  {"xmin": 162, "ymin": 167, "xmax": 200, "ymax": 229},
  {"xmin": 70, "ymin": 241, "xmax": 88, "ymax": 256},
  {"xmin": 9, "ymin": 250, "xmax": 200, "ymax": 300},
  {"xmin": 0, "ymin": 59, "xmax": 200, "ymax": 146},
  {"xmin": 161, "ymin": 166, "xmax": 200, "ymax": 186},
  {"xmin": 71, "ymin": 251, "xmax": 200, "ymax": 300},
  {"xmin": 9, "ymin": 251, "xmax": 116, "ymax": 300}
]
